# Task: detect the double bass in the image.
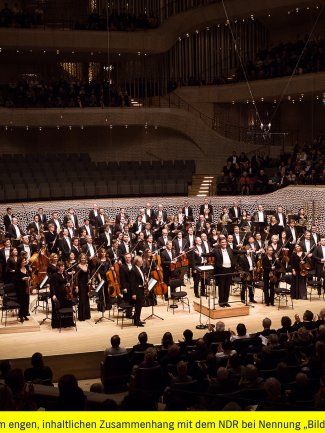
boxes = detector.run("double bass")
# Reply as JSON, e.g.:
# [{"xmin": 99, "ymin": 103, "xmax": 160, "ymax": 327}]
[{"xmin": 151, "ymin": 252, "xmax": 168, "ymax": 296}]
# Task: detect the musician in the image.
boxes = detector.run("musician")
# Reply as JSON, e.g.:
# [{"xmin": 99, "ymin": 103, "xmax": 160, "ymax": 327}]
[
  {"xmin": 203, "ymin": 208, "xmax": 212, "ymax": 224},
  {"xmin": 173, "ymin": 231, "xmax": 187, "ymax": 256},
  {"xmin": 48, "ymin": 211, "xmax": 62, "ymax": 233},
  {"xmin": 45, "ymin": 223, "xmax": 58, "ymax": 253},
  {"xmin": 75, "ymin": 253, "xmax": 91, "ymax": 321},
  {"xmin": 81, "ymin": 236, "xmax": 96, "ymax": 263},
  {"xmin": 182, "ymin": 200, "xmax": 193, "ymax": 222},
  {"xmin": 63, "ymin": 208, "xmax": 79, "ymax": 229},
  {"xmin": 269, "ymin": 235, "xmax": 281, "ymax": 255},
  {"xmin": 26, "ymin": 215, "xmax": 40, "ymax": 237},
  {"xmin": 240, "ymin": 213, "xmax": 253, "ymax": 233},
  {"xmin": 81, "ymin": 218, "xmax": 94, "ymax": 238},
  {"xmin": 143, "ymin": 222, "xmax": 152, "ymax": 239},
  {"xmin": 152, "ymin": 215, "xmax": 164, "ymax": 240},
  {"xmin": 115, "ymin": 208, "xmax": 130, "ymax": 225},
  {"xmin": 88, "ymin": 204, "xmax": 99, "ymax": 229},
  {"xmin": 290, "ymin": 244, "xmax": 307, "ymax": 300},
  {"xmin": 59, "ymin": 228, "xmax": 72, "ymax": 261},
  {"xmin": 66, "ymin": 220, "xmax": 78, "ymax": 239},
  {"xmin": 193, "ymin": 237, "xmax": 206, "ymax": 298},
  {"xmin": 219, "ymin": 207, "xmax": 232, "ymax": 226},
  {"xmin": 108, "ymin": 240, "xmax": 120, "ymax": 265},
  {"xmin": 3, "ymin": 207, "xmax": 13, "ymax": 232},
  {"xmin": 132, "ymin": 215, "xmax": 145, "ymax": 236},
  {"xmin": 99, "ymin": 223, "xmax": 113, "ymax": 248},
  {"xmin": 196, "ymin": 215, "xmax": 206, "ymax": 235},
  {"xmin": 204, "ymin": 222, "xmax": 213, "ymax": 238},
  {"xmin": 275, "ymin": 206, "xmax": 286, "ymax": 228},
  {"xmin": 129, "ymin": 255, "xmax": 146, "ymax": 327},
  {"xmin": 254, "ymin": 233, "xmax": 263, "ymax": 252},
  {"xmin": 201, "ymin": 233, "xmax": 211, "ymax": 254},
  {"xmin": 229, "ymin": 201, "xmax": 242, "ymax": 223},
  {"xmin": 285, "ymin": 219, "xmax": 298, "ymax": 251},
  {"xmin": 37, "ymin": 208, "xmax": 47, "ymax": 226},
  {"xmin": 203, "ymin": 238, "xmax": 236, "ymax": 308},
  {"xmin": 14, "ymin": 255, "xmax": 31, "ymax": 322},
  {"xmin": 233, "ymin": 226, "xmax": 244, "ymax": 249},
  {"xmin": 96, "ymin": 208, "xmax": 108, "ymax": 231},
  {"xmin": 300, "ymin": 230, "xmax": 315, "ymax": 253},
  {"xmin": 160, "ymin": 240, "xmax": 176, "ymax": 300},
  {"xmin": 114, "ymin": 217, "xmax": 125, "ymax": 235},
  {"xmin": 79, "ymin": 229, "xmax": 88, "ymax": 248},
  {"xmin": 145, "ymin": 202, "xmax": 155, "ymax": 222},
  {"xmin": 226, "ymin": 234, "xmax": 235, "ymax": 250},
  {"xmin": 238, "ymin": 249, "xmax": 257, "ymax": 304},
  {"xmin": 155, "ymin": 204, "xmax": 167, "ymax": 223},
  {"xmin": 50, "ymin": 261, "xmax": 74, "ymax": 329},
  {"xmin": 208, "ymin": 228, "xmax": 219, "ymax": 247},
  {"xmin": 295, "ymin": 207, "xmax": 308, "ymax": 235},
  {"xmin": 47, "ymin": 253, "xmax": 59, "ymax": 280},
  {"xmin": 253, "ymin": 205, "xmax": 267, "ymax": 233},
  {"xmin": 134, "ymin": 232, "xmax": 146, "ymax": 256},
  {"xmin": 313, "ymin": 236, "xmax": 325, "ymax": 294},
  {"xmin": 6, "ymin": 247, "xmax": 19, "ymax": 284},
  {"xmin": 119, "ymin": 252, "xmax": 133, "ymax": 304},
  {"xmin": 185, "ymin": 226, "xmax": 195, "ymax": 279},
  {"xmin": 18, "ymin": 235, "xmax": 37, "ymax": 260},
  {"xmin": 199, "ymin": 198, "xmax": 213, "ymax": 216},
  {"xmin": 268, "ymin": 215, "xmax": 280, "ymax": 237},
  {"xmin": 311, "ymin": 225, "xmax": 320, "ymax": 246},
  {"xmin": 157, "ymin": 228, "xmax": 171, "ymax": 249},
  {"xmin": 8, "ymin": 217, "xmax": 25, "ymax": 245},
  {"xmin": 71, "ymin": 237, "xmax": 80, "ymax": 257},
  {"xmin": 246, "ymin": 235, "xmax": 257, "ymax": 254},
  {"xmin": 96, "ymin": 248, "xmax": 111, "ymax": 311},
  {"xmin": 0, "ymin": 238, "xmax": 11, "ymax": 282},
  {"xmin": 262, "ymin": 245, "xmax": 280, "ymax": 306}
]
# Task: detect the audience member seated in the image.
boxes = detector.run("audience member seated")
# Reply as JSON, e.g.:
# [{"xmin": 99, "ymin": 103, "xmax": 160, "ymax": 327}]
[
  {"xmin": 24, "ymin": 352, "xmax": 53, "ymax": 386},
  {"xmin": 56, "ymin": 374, "xmax": 86, "ymax": 411},
  {"xmin": 104, "ymin": 334, "xmax": 128, "ymax": 357}
]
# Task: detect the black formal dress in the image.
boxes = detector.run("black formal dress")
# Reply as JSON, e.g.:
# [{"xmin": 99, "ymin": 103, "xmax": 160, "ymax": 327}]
[
  {"xmin": 76, "ymin": 266, "xmax": 91, "ymax": 321},
  {"xmin": 50, "ymin": 271, "xmax": 74, "ymax": 328},
  {"xmin": 290, "ymin": 252, "xmax": 307, "ymax": 300},
  {"xmin": 14, "ymin": 269, "xmax": 30, "ymax": 320}
]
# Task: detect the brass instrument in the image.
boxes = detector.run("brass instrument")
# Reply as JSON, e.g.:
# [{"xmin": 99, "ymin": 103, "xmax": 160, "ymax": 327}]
[{"xmin": 219, "ymin": 213, "xmax": 231, "ymax": 225}]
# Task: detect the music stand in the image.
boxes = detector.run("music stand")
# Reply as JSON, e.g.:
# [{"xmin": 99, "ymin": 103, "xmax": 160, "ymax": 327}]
[
  {"xmin": 35, "ymin": 276, "xmax": 51, "ymax": 325},
  {"xmin": 95, "ymin": 280, "xmax": 114, "ymax": 324},
  {"xmin": 195, "ymin": 265, "xmax": 214, "ymax": 329},
  {"xmin": 144, "ymin": 278, "xmax": 164, "ymax": 321}
]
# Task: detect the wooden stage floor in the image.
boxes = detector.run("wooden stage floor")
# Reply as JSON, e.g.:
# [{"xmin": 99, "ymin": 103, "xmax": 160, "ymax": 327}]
[{"xmin": 1, "ymin": 281, "xmax": 323, "ymax": 362}]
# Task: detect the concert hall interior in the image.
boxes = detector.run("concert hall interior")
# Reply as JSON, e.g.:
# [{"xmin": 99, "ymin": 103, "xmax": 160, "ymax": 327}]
[{"xmin": 0, "ymin": 0, "xmax": 325, "ymax": 411}]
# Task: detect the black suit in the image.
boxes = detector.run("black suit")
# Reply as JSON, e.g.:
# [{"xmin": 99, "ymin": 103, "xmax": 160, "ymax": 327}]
[
  {"xmin": 160, "ymin": 249, "xmax": 176, "ymax": 289},
  {"xmin": 59, "ymin": 237, "xmax": 72, "ymax": 260},
  {"xmin": 63, "ymin": 214, "xmax": 79, "ymax": 228},
  {"xmin": 3, "ymin": 214, "xmax": 13, "ymax": 231},
  {"xmin": 157, "ymin": 236, "xmax": 171, "ymax": 249},
  {"xmin": 99, "ymin": 231, "xmax": 113, "ymax": 248},
  {"xmin": 115, "ymin": 213, "xmax": 129, "ymax": 224},
  {"xmin": 18, "ymin": 243, "xmax": 37, "ymax": 258},
  {"xmin": 154, "ymin": 210, "xmax": 168, "ymax": 223},
  {"xmin": 209, "ymin": 246, "xmax": 236, "ymax": 305},
  {"xmin": 119, "ymin": 263, "xmax": 132, "ymax": 303},
  {"xmin": 7, "ymin": 224, "xmax": 25, "ymax": 240},
  {"xmin": 132, "ymin": 221, "xmax": 144, "ymax": 235},
  {"xmin": 229, "ymin": 207, "xmax": 242, "ymax": 222},
  {"xmin": 48, "ymin": 218, "xmax": 62, "ymax": 233},
  {"xmin": 96, "ymin": 214, "xmax": 107, "ymax": 229},
  {"xmin": 37, "ymin": 213, "xmax": 47, "ymax": 225},
  {"xmin": 199, "ymin": 204, "xmax": 213, "ymax": 216},
  {"xmin": 238, "ymin": 254, "xmax": 256, "ymax": 302},
  {"xmin": 172, "ymin": 238, "xmax": 188, "ymax": 256},
  {"xmin": 129, "ymin": 265, "xmax": 145, "ymax": 325},
  {"xmin": 88, "ymin": 210, "xmax": 99, "ymax": 228},
  {"xmin": 182, "ymin": 206, "xmax": 194, "ymax": 222},
  {"xmin": 275, "ymin": 213, "xmax": 287, "ymax": 228},
  {"xmin": 144, "ymin": 209, "xmax": 155, "ymax": 222},
  {"xmin": 81, "ymin": 225, "xmax": 94, "ymax": 238},
  {"xmin": 27, "ymin": 221, "xmax": 41, "ymax": 235},
  {"xmin": 117, "ymin": 242, "xmax": 130, "ymax": 259},
  {"xmin": 313, "ymin": 245, "xmax": 325, "ymax": 280}
]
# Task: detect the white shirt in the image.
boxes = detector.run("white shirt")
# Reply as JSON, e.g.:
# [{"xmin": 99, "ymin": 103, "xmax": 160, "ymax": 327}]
[
  {"xmin": 221, "ymin": 248, "xmax": 231, "ymax": 268},
  {"xmin": 247, "ymin": 255, "xmax": 253, "ymax": 271},
  {"xmin": 68, "ymin": 228, "xmax": 74, "ymax": 238},
  {"xmin": 234, "ymin": 208, "xmax": 238, "ymax": 218},
  {"xmin": 178, "ymin": 240, "xmax": 183, "ymax": 250},
  {"xmin": 64, "ymin": 236, "xmax": 71, "ymax": 249},
  {"xmin": 184, "ymin": 208, "xmax": 189, "ymax": 217},
  {"xmin": 290, "ymin": 227, "xmax": 296, "ymax": 242},
  {"xmin": 258, "ymin": 211, "xmax": 264, "ymax": 222},
  {"xmin": 54, "ymin": 219, "xmax": 61, "ymax": 231},
  {"xmin": 163, "ymin": 236, "xmax": 168, "ymax": 245},
  {"xmin": 23, "ymin": 245, "xmax": 31, "ymax": 260},
  {"xmin": 105, "ymin": 232, "xmax": 111, "ymax": 246},
  {"xmin": 312, "ymin": 233, "xmax": 318, "ymax": 244},
  {"xmin": 4, "ymin": 247, "xmax": 10, "ymax": 261},
  {"xmin": 235, "ymin": 234, "xmax": 240, "ymax": 244},
  {"xmin": 88, "ymin": 244, "xmax": 95, "ymax": 257},
  {"xmin": 188, "ymin": 235, "xmax": 194, "ymax": 247},
  {"xmin": 85, "ymin": 225, "xmax": 91, "ymax": 236},
  {"xmin": 142, "ymin": 215, "xmax": 146, "ymax": 223},
  {"xmin": 167, "ymin": 250, "xmax": 173, "ymax": 260},
  {"xmin": 14, "ymin": 224, "xmax": 21, "ymax": 238},
  {"xmin": 100, "ymin": 215, "xmax": 105, "ymax": 224},
  {"xmin": 203, "ymin": 241, "xmax": 209, "ymax": 252},
  {"xmin": 305, "ymin": 239, "xmax": 311, "ymax": 252},
  {"xmin": 278, "ymin": 213, "xmax": 284, "ymax": 226},
  {"xmin": 197, "ymin": 246, "xmax": 204, "ymax": 264},
  {"xmin": 322, "ymin": 246, "xmax": 325, "ymax": 258}
]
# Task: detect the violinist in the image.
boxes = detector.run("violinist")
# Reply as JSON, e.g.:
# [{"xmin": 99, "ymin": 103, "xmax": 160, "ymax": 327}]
[
  {"xmin": 262, "ymin": 246, "xmax": 280, "ymax": 306},
  {"xmin": 8, "ymin": 216, "xmax": 25, "ymax": 246},
  {"xmin": 27, "ymin": 215, "xmax": 41, "ymax": 237},
  {"xmin": 65, "ymin": 252, "xmax": 77, "ymax": 274},
  {"xmin": 99, "ymin": 223, "xmax": 113, "ymax": 248},
  {"xmin": 254, "ymin": 233, "xmax": 263, "ymax": 253},
  {"xmin": 14, "ymin": 255, "xmax": 31, "ymax": 322},
  {"xmin": 169, "ymin": 215, "xmax": 183, "ymax": 236},
  {"xmin": 108, "ymin": 239, "xmax": 120, "ymax": 264},
  {"xmin": 275, "ymin": 206, "xmax": 286, "ymax": 229},
  {"xmin": 172, "ymin": 231, "xmax": 187, "ymax": 256},
  {"xmin": 143, "ymin": 222, "xmax": 153, "ymax": 240},
  {"xmin": 268, "ymin": 215, "xmax": 280, "ymax": 237},
  {"xmin": 157, "ymin": 228, "xmax": 171, "ymax": 249},
  {"xmin": 96, "ymin": 248, "xmax": 111, "ymax": 311},
  {"xmin": 193, "ymin": 237, "xmax": 206, "ymax": 298},
  {"xmin": 144, "ymin": 234, "xmax": 156, "ymax": 253},
  {"xmin": 117, "ymin": 234, "xmax": 131, "ymax": 258},
  {"xmin": 129, "ymin": 255, "xmax": 146, "ymax": 327},
  {"xmin": 81, "ymin": 235, "xmax": 96, "ymax": 269},
  {"xmin": 290, "ymin": 244, "xmax": 307, "ymax": 300},
  {"xmin": 134, "ymin": 232, "xmax": 146, "ymax": 256},
  {"xmin": 75, "ymin": 253, "xmax": 91, "ymax": 321},
  {"xmin": 6, "ymin": 247, "xmax": 19, "ymax": 284},
  {"xmin": 71, "ymin": 238, "xmax": 80, "ymax": 258},
  {"xmin": 238, "ymin": 248, "xmax": 257, "ymax": 304},
  {"xmin": 45, "ymin": 223, "xmax": 58, "ymax": 253},
  {"xmin": 47, "ymin": 253, "xmax": 59, "ymax": 280},
  {"xmin": 300, "ymin": 230, "xmax": 315, "ymax": 253},
  {"xmin": 0, "ymin": 238, "xmax": 11, "ymax": 283},
  {"xmin": 153, "ymin": 216, "xmax": 164, "ymax": 241},
  {"xmin": 270, "ymin": 235, "xmax": 281, "ymax": 255},
  {"xmin": 155, "ymin": 204, "xmax": 168, "ymax": 223},
  {"xmin": 50, "ymin": 261, "xmax": 73, "ymax": 329},
  {"xmin": 161, "ymin": 240, "xmax": 176, "ymax": 300},
  {"xmin": 285, "ymin": 219, "xmax": 299, "ymax": 252},
  {"xmin": 176, "ymin": 207, "xmax": 185, "ymax": 226},
  {"xmin": 252, "ymin": 204, "xmax": 267, "ymax": 234}
]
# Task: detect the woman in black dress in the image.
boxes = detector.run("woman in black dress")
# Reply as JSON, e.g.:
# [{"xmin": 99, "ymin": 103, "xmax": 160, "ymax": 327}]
[
  {"xmin": 75, "ymin": 253, "xmax": 91, "ymax": 321},
  {"xmin": 96, "ymin": 248, "xmax": 111, "ymax": 311},
  {"xmin": 50, "ymin": 261, "xmax": 73, "ymax": 329},
  {"xmin": 14, "ymin": 255, "xmax": 31, "ymax": 322},
  {"xmin": 290, "ymin": 244, "xmax": 307, "ymax": 300},
  {"xmin": 6, "ymin": 247, "xmax": 18, "ymax": 284}
]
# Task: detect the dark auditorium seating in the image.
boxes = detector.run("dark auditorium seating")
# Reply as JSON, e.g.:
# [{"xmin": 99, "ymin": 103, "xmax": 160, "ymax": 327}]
[{"xmin": 0, "ymin": 154, "xmax": 195, "ymax": 202}]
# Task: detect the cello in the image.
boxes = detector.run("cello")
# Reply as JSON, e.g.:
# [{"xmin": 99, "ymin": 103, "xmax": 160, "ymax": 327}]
[
  {"xmin": 106, "ymin": 258, "xmax": 121, "ymax": 297},
  {"xmin": 151, "ymin": 251, "xmax": 168, "ymax": 296}
]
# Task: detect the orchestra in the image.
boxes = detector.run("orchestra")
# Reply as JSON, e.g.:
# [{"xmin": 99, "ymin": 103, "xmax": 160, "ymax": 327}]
[{"xmin": 0, "ymin": 201, "xmax": 324, "ymax": 329}]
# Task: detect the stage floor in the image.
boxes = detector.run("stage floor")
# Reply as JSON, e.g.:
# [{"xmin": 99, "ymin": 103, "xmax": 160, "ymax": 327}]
[{"xmin": 1, "ymin": 281, "xmax": 323, "ymax": 361}]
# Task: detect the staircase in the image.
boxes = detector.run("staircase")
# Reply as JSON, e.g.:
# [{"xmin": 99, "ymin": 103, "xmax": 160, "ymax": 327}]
[{"xmin": 188, "ymin": 174, "xmax": 215, "ymax": 197}]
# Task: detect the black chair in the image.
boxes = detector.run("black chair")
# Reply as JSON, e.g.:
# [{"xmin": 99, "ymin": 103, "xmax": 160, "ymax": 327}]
[
  {"xmin": 56, "ymin": 307, "xmax": 77, "ymax": 332},
  {"xmin": 307, "ymin": 277, "xmax": 324, "ymax": 301},
  {"xmin": 132, "ymin": 365, "xmax": 163, "ymax": 401},
  {"xmin": 1, "ymin": 284, "xmax": 20, "ymax": 326},
  {"xmin": 100, "ymin": 353, "xmax": 131, "ymax": 393},
  {"xmin": 274, "ymin": 287, "xmax": 293, "ymax": 309},
  {"xmin": 116, "ymin": 301, "xmax": 134, "ymax": 328},
  {"xmin": 167, "ymin": 279, "xmax": 190, "ymax": 314},
  {"xmin": 165, "ymin": 380, "xmax": 199, "ymax": 408}
]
